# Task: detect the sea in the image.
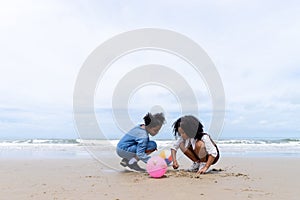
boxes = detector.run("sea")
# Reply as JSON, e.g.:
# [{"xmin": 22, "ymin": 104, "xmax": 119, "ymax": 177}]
[{"xmin": 0, "ymin": 137, "xmax": 299, "ymax": 159}]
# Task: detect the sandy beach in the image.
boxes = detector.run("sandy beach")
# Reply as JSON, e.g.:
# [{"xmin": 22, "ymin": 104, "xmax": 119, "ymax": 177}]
[{"xmin": 1, "ymin": 156, "xmax": 299, "ymax": 200}]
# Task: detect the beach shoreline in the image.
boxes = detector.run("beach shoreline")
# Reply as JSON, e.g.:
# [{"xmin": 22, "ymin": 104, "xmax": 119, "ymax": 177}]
[{"xmin": 1, "ymin": 156, "xmax": 299, "ymax": 200}]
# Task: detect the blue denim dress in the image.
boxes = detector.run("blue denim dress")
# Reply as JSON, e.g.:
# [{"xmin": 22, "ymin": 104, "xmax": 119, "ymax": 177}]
[{"xmin": 116, "ymin": 125, "xmax": 157, "ymax": 163}]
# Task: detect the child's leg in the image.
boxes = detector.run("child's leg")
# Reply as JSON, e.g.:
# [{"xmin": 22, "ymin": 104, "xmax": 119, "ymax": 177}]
[
  {"xmin": 117, "ymin": 141, "xmax": 157, "ymax": 160},
  {"xmin": 194, "ymin": 140, "xmax": 208, "ymax": 162},
  {"xmin": 116, "ymin": 145, "xmax": 137, "ymax": 160},
  {"xmin": 179, "ymin": 142, "xmax": 200, "ymax": 162}
]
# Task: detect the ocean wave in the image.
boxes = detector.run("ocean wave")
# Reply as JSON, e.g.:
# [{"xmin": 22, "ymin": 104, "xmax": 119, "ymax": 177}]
[
  {"xmin": 216, "ymin": 138, "xmax": 300, "ymax": 145},
  {"xmin": 0, "ymin": 138, "xmax": 299, "ymax": 145},
  {"xmin": 0, "ymin": 139, "xmax": 80, "ymax": 145},
  {"xmin": 0, "ymin": 138, "xmax": 299, "ymax": 157}
]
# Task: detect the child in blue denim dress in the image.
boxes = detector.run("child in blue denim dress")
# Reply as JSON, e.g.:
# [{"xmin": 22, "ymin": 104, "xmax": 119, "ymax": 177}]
[{"xmin": 116, "ymin": 112, "xmax": 166, "ymax": 171}]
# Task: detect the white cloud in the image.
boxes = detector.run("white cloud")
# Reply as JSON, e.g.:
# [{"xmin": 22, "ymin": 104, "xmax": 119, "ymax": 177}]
[{"xmin": 1, "ymin": 0, "xmax": 300, "ymax": 138}]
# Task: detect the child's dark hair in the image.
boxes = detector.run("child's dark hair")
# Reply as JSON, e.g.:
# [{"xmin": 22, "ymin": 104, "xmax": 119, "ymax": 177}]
[
  {"xmin": 143, "ymin": 112, "xmax": 166, "ymax": 128},
  {"xmin": 172, "ymin": 115, "xmax": 204, "ymax": 140}
]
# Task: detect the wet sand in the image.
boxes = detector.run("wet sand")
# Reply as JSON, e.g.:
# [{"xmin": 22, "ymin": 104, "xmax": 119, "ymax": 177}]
[{"xmin": 0, "ymin": 156, "xmax": 299, "ymax": 199}]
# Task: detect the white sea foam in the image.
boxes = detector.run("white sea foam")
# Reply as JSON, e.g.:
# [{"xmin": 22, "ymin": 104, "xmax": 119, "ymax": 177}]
[{"xmin": 0, "ymin": 138, "xmax": 299, "ymax": 158}]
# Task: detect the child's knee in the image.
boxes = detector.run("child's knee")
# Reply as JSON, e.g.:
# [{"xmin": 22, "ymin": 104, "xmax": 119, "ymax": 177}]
[
  {"xmin": 195, "ymin": 140, "xmax": 207, "ymax": 158},
  {"xmin": 147, "ymin": 141, "xmax": 157, "ymax": 151},
  {"xmin": 195, "ymin": 140, "xmax": 205, "ymax": 149}
]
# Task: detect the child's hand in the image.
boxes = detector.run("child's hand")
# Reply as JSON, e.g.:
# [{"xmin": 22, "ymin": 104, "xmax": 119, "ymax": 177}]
[
  {"xmin": 197, "ymin": 166, "xmax": 208, "ymax": 174},
  {"xmin": 172, "ymin": 160, "xmax": 179, "ymax": 169}
]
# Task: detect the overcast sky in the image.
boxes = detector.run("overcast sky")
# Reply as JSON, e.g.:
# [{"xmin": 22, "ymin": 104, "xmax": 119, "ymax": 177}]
[{"xmin": 1, "ymin": 0, "xmax": 300, "ymax": 139}]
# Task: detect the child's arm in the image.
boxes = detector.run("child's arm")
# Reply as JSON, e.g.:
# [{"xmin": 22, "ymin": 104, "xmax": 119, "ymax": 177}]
[
  {"xmin": 171, "ymin": 136, "xmax": 183, "ymax": 169},
  {"xmin": 197, "ymin": 135, "xmax": 218, "ymax": 174},
  {"xmin": 197, "ymin": 155, "xmax": 215, "ymax": 174},
  {"xmin": 171, "ymin": 148, "xmax": 179, "ymax": 169},
  {"xmin": 135, "ymin": 137, "xmax": 150, "ymax": 163}
]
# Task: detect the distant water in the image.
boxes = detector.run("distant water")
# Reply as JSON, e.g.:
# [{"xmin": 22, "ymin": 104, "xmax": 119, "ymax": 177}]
[
  {"xmin": 0, "ymin": 139, "xmax": 88, "ymax": 159},
  {"xmin": 203, "ymin": 138, "xmax": 300, "ymax": 157},
  {"xmin": 0, "ymin": 138, "xmax": 299, "ymax": 158}
]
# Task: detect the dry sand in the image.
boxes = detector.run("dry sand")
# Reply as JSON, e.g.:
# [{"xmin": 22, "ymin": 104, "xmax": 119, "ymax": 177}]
[{"xmin": 0, "ymin": 157, "xmax": 299, "ymax": 200}]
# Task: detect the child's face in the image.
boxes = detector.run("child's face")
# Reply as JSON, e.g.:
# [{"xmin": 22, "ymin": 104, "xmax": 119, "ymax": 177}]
[
  {"xmin": 147, "ymin": 125, "xmax": 162, "ymax": 136},
  {"xmin": 178, "ymin": 127, "xmax": 189, "ymax": 140}
]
